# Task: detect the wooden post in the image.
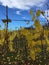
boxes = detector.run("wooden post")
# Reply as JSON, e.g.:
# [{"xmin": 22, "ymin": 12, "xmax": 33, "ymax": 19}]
[{"xmin": 2, "ymin": 6, "xmax": 11, "ymax": 50}]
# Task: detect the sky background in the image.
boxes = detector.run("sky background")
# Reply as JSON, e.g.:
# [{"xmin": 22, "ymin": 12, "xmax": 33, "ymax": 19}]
[{"xmin": 0, "ymin": 0, "xmax": 49, "ymax": 30}]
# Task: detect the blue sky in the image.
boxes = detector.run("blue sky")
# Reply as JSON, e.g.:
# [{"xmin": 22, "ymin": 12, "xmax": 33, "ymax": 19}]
[{"xmin": 0, "ymin": 0, "xmax": 49, "ymax": 30}]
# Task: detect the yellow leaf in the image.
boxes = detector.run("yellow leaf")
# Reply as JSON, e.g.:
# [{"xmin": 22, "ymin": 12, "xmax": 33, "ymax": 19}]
[
  {"xmin": 32, "ymin": 16, "xmax": 35, "ymax": 21},
  {"xmin": 36, "ymin": 10, "xmax": 41, "ymax": 16},
  {"xmin": 47, "ymin": 47, "xmax": 49, "ymax": 51},
  {"xmin": 34, "ymin": 19, "xmax": 43, "ymax": 31},
  {"xmin": 30, "ymin": 9, "xmax": 33, "ymax": 15},
  {"xmin": 34, "ymin": 20, "xmax": 40, "ymax": 26},
  {"xmin": 30, "ymin": 50, "xmax": 35, "ymax": 60}
]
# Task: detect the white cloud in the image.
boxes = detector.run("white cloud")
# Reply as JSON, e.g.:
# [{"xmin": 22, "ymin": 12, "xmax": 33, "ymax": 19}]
[
  {"xmin": 16, "ymin": 11, "xmax": 21, "ymax": 15},
  {"xmin": 22, "ymin": 16, "xmax": 26, "ymax": 19},
  {"xmin": 0, "ymin": 0, "xmax": 46, "ymax": 10}
]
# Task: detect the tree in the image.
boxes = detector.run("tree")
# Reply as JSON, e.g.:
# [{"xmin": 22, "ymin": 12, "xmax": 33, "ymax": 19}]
[{"xmin": 30, "ymin": 9, "xmax": 49, "ymax": 65}]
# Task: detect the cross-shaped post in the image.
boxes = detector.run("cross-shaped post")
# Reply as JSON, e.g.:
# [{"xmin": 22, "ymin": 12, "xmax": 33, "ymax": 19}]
[{"xmin": 2, "ymin": 6, "xmax": 11, "ymax": 50}]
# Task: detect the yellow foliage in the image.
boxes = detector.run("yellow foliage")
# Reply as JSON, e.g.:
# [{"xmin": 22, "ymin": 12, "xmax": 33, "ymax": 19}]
[
  {"xmin": 8, "ymin": 42, "xmax": 14, "ymax": 52},
  {"xmin": 42, "ymin": 40, "xmax": 46, "ymax": 45},
  {"xmin": 0, "ymin": 22, "xmax": 49, "ymax": 61},
  {"xmin": 28, "ymin": 41, "xmax": 35, "ymax": 49},
  {"xmin": 32, "ymin": 16, "xmax": 35, "ymax": 21},
  {"xmin": 47, "ymin": 47, "xmax": 49, "ymax": 51},
  {"xmin": 32, "ymin": 32, "xmax": 41, "ymax": 39},
  {"xmin": 44, "ymin": 35, "xmax": 49, "ymax": 44},
  {"xmin": 44, "ymin": 29, "xmax": 49, "ymax": 37},
  {"xmin": 34, "ymin": 20, "xmax": 43, "ymax": 32},
  {"xmin": 30, "ymin": 9, "xmax": 33, "ymax": 15},
  {"xmin": 30, "ymin": 50, "xmax": 35, "ymax": 60},
  {"xmin": 0, "ymin": 38, "xmax": 4, "ymax": 45},
  {"xmin": 36, "ymin": 40, "xmax": 41, "ymax": 45},
  {"xmin": 36, "ymin": 10, "xmax": 41, "ymax": 16},
  {"xmin": 36, "ymin": 48, "xmax": 41, "ymax": 53}
]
